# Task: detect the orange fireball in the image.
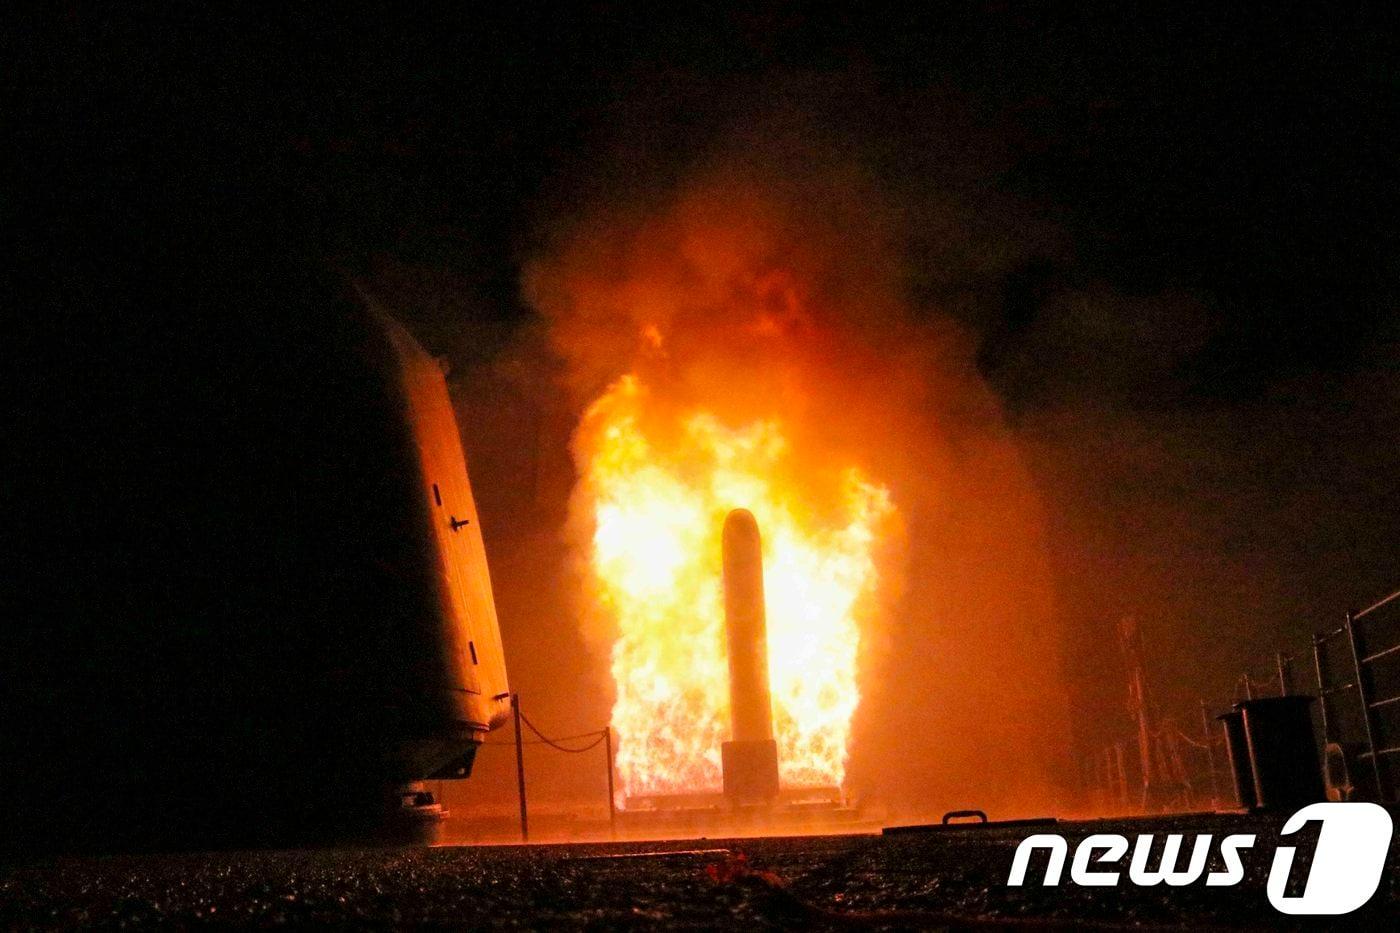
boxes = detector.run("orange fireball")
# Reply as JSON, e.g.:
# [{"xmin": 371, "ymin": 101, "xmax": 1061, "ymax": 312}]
[{"xmin": 575, "ymin": 374, "xmax": 893, "ymax": 803}]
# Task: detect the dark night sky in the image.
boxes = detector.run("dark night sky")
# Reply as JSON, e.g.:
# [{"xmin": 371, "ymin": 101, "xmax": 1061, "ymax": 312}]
[
  {"xmin": 14, "ymin": 3, "xmax": 1400, "ymax": 768},
  {"xmin": 21, "ymin": 4, "xmax": 1399, "ymax": 370}
]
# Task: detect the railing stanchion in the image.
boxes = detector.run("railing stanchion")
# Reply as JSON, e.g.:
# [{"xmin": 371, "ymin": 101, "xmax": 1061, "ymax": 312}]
[
  {"xmin": 1345, "ymin": 611, "xmax": 1386, "ymax": 800},
  {"xmin": 1312, "ymin": 633, "xmax": 1332, "ymax": 745},
  {"xmin": 604, "ymin": 725, "xmax": 617, "ymax": 840},
  {"xmin": 512, "ymin": 693, "xmax": 529, "ymax": 843},
  {"xmin": 1200, "ymin": 699, "xmax": 1220, "ymax": 809}
]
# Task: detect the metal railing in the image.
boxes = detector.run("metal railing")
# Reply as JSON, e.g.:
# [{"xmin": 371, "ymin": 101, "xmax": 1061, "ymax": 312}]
[
  {"xmin": 1081, "ymin": 584, "xmax": 1400, "ymax": 812},
  {"xmin": 1320, "ymin": 588, "xmax": 1400, "ymax": 801},
  {"xmin": 1235, "ymin": 650, "xmax": 1300, "ymax": 701}
]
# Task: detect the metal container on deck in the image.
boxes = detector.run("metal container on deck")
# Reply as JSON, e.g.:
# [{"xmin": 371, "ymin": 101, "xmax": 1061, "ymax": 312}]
[{"xmin": 1239, "ymin": 695, "xmax": 1325, "ymax": 810}]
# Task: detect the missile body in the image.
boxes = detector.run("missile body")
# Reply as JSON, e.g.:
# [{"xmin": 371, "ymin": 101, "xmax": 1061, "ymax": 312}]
[
  {"xmin": 723, "ymin": 508, "xmax": 775, "ymax": 742},
  {"xmin": 720, "ymin": 508, "xmax": 780, "ymax": 802}
]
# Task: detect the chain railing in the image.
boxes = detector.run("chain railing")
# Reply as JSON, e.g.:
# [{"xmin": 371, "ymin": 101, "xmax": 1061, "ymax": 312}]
[{"xmin": 478, "ymin": 694, "xmax": 615, "ymax": 842}]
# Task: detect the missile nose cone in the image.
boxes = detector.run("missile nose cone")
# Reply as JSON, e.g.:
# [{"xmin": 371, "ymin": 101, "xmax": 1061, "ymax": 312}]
[
  {"xmin": 725, "ymin": 507, "xmax": 757, "ymax": 526},
  {"xmin": 723, "ymin": 508, "xmax": 760, "ymax": 544}
]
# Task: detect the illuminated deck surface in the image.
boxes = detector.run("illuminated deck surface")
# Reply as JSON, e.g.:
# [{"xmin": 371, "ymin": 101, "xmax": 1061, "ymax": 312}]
[{"xmin": 3, "ymin": 812, "xmax": 1397, "ymax": 928}]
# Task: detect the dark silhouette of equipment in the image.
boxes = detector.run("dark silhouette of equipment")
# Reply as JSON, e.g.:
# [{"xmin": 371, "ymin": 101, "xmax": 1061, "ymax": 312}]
[
  {"xmin": 7, "ymin": 262, "xmax": 509, "ymax": 853},
  {"xmin": 1237, "ymin": 696, "xmax": 1325, "ymax": 810}
]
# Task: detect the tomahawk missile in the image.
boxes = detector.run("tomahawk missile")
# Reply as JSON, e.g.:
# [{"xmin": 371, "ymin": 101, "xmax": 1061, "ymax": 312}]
[{"xmin": 720, "ymin": 508, "xmax": 781, "ymax": 803}]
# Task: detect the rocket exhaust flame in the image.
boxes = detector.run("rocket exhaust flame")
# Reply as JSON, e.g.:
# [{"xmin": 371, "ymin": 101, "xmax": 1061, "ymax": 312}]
[{"xmin": 575, "ymin": 376, "xmax": 893, "ymax": 803}]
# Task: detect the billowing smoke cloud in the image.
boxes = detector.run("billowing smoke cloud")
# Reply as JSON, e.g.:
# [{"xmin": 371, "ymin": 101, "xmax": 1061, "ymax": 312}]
[{"xmin": 518, "ymin": 137, "xmax": 1073, "ymax": 818}]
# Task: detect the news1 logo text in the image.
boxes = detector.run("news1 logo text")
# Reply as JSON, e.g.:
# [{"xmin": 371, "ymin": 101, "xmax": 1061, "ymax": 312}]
[{"xmin": 1007, "ymin": 802, "xmax": 1394, "ymax": 915}]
